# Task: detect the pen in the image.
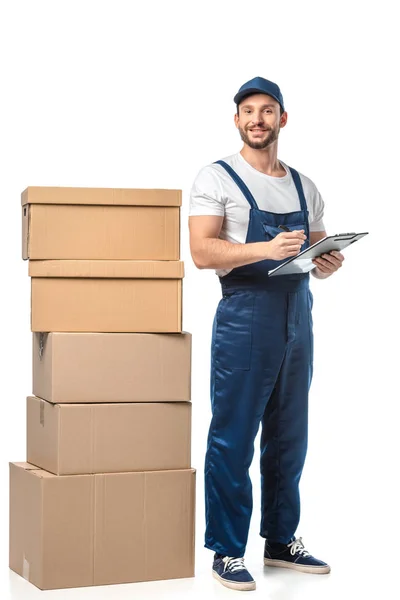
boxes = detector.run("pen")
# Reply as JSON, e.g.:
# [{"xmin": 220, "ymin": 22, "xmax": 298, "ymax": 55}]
[{"xmin": 278, "ymin": 225, "xmax": 291, "ymax": 232}]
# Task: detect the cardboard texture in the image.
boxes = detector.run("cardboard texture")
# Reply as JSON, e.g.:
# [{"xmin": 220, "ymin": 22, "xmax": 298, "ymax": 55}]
[
  {"xmin": 29, "ymin": 259, "xmax": 184, "ymax": 278},
  {"xmin": 21, "ymin": 186, "xmax": 182, "ymax": 206},
  {"xmin": 21, "ymin": 187, "xmax": 181, "ymax": 259},
  {"xmin": 22, "ymin": 204, "xmax": 180, "ymax": 261},
  {"xmin": 29, "ymin": 260, "xmax": 183, "ymax": 332},
  {"xmin": 27, "ymin": 396, "xmax": 192, "ymax": 475},
  {"xmin": 9, "ymin": 463, "xmax": 196, "ymax": 590},
  {"xmin": 33, "ymin": 332, "xmax": 192, "ymax": 403}
]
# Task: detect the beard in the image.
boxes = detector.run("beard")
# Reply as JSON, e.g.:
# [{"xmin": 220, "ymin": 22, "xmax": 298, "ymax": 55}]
[{"xmin": 238, "ymin": 125, "xmax": 280, "ymax": 150}]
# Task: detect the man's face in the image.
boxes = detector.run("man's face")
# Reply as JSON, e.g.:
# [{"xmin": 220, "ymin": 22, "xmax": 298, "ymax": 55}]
[{"xmin": 234, "ymin": 94, "xmax": 286, "ymax": 150}]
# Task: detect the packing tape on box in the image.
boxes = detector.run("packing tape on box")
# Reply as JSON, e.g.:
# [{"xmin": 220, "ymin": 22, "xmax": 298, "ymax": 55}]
[
  {"xmin": 39, "ymin": 333, "xmax": 45, "ymax": 360},
  {"xmin": 23, "ymin": 556, "xmax": 30, "ymax": 580},
  {"xmin": 40, "ymin": 400, "xmax": 45, "ymax": 427}
]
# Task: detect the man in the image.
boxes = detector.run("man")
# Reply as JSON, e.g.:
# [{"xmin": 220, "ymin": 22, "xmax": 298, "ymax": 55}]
[{"xmin": 188, "ymin": 76, "xmax": 344, "ymax": 592}]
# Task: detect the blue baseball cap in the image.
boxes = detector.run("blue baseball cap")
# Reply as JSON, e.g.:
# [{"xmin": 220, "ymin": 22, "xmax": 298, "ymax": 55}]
[{"xmin": 234, "ymin": 76, "xmax": 285, "ymax": 111}]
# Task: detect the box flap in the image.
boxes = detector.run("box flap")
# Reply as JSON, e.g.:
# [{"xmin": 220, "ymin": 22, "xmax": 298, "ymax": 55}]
[
  {"xmin": 10, "ymin": 462, "xmax": 38, "ymax": 471},
  {"xmin": 9, "ymin": 462, "xmax": 56, "ymax": 478},
  {"xmin": 21, "ymin": 187, "xmax": 182, "ymax": 207},
  {"xmin": 29, "ymin": 260, "xmax": 184, "ymax": 279},
  {"xmin": 31, "ymin": 469, "xmax": 56, "ymax": 478}
]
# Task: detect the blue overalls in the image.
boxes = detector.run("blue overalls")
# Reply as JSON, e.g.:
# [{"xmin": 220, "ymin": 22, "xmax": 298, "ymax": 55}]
[{"xmin": 204, "ymin": 160, "xmax": 314, "ymax": 558}]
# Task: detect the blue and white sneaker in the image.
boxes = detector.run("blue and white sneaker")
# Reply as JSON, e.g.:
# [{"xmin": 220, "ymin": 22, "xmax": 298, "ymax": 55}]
[
  {"xmin": 212, "ymin": 553, "xmax": 256, "ymax": 591},
  {"xmin": 264, "ymin": 537, "xmax": 330, "ymax": 574}
]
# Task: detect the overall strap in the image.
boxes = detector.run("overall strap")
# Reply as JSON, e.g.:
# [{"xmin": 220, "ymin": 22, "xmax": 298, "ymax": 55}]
[
  {"xmin": 214, "ymin": 160, "xmax": 259, "ymax": 210},
  {"xmin": 288, "ymin": 166, "xmax": 310, "ymax": 238},
  {"xmin": 288, "ymin": 167, "xmax": 308, "ymax": 214}
]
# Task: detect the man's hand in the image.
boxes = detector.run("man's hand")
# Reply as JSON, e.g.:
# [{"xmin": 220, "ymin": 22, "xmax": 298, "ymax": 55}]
[
  {"xmin": 267, "ymin": 230, "xmax": 307, "ymax": 261},
  {"xmin": 312, "ymin": 250, "xmax": 344, "ymax": 278}
]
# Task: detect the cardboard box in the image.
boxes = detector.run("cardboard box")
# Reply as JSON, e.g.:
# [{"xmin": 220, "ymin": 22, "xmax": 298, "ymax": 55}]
[
  {"xmin": 33, "ymin": 331, "xmax": 191, "ymax": 403},
  {"xmin": 29, "ymin": 260, "xmax": 183, "ymax": 332},
  {"xmin": 22, "ymin": 186, "xmax": 181, "ymax": 260},
  {"xmin": 27, "ymin": 396, "xmax": 192, "ymax": 475},
  {"xmin": 10, "ymin": 463, "xmax": 195, "ymax": 590}
]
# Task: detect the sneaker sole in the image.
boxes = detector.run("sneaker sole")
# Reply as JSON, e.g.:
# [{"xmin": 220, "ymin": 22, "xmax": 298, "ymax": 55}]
[
  {"xmin": 263, "ymin": 558, "xmax": 331, "ymax": 574},
  {"xmin": 212, "ymin": 569, "xmax": 256, "ymax": 591}
]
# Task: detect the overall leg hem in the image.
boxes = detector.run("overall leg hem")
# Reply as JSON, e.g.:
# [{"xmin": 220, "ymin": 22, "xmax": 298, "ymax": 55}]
[
  {"xmin": 205, "ymin": 542, "xmax": 245, "ymax": 558},
  {"xmin": 259, "ymin": 531, "xmax": 293, "ymax": 544}
]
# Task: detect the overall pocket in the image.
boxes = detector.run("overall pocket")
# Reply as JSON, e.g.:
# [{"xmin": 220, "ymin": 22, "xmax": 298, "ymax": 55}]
[{"xmin": 215, "ymin": 291, "xmax": 254, "ymax": 370}]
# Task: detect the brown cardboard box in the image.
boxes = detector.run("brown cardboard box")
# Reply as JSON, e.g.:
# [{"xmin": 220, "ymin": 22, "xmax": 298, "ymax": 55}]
[
  {"xmin": 33, "ymin": 331, "xmax": 191, "ymax": 403},
  {"xmin": 27, "ymin": 396, "xmax": 192, "ymax": 475},
  {"xmin": 29, "ymin": 260, "xmax": 183, "ymax": 332},
  {"xmin": 9, "ymin": 463, "xmax": 196, "ymax": 590},
  {"xmin": 22, "ymin": 186, "xmax": 181, "ymax": 260}
]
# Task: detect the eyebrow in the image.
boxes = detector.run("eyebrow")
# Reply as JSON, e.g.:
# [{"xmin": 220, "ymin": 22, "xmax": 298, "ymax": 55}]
[{"xmin": 241, "ymin": 104, "xmax": 276, "ymax": 109}]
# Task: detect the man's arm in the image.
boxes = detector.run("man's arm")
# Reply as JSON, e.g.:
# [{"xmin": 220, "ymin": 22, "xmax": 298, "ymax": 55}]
[
  {"xmin": 310, "ymin": 230, "xmax": 344, "ymax": 279},
  {"xmin": 189, "ymin": 215, "xmax": 305, "ymax": 270}
]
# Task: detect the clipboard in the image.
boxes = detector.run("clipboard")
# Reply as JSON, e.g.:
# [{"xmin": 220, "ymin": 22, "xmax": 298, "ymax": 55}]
[{"xmin": 268, "ymin": 232, "xmax": 369, "ymax": 277}]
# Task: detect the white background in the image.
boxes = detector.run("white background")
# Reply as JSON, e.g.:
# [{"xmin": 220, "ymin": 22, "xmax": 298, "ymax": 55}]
[{"xmin": 1, "ymin": 1, "xmax": 399, "ymax": 598}]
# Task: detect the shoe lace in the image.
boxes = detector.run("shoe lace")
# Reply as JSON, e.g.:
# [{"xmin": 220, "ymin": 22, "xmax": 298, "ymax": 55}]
[
  {"xmin": 222, "ymin": 556, "xmax": 246, "ymax": 573},
  {"xmin": 287, "ymin": 537, "xmax": 310, "ymax": 557}
]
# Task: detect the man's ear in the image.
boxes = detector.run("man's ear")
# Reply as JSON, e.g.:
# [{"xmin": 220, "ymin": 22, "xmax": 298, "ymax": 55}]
[
  {"xmin": 234, "ymin": 112, "xmax": 239, "ymax": 128},
  {"xmin": 280, "ymin": 111, "xmax": 288, "ymax": 128}
]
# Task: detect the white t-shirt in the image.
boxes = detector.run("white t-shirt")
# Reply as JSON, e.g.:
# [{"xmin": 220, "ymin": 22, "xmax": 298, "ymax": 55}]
[{"xmin": 189, "ymin": 152, "xmax": 325, "ymax": 277}]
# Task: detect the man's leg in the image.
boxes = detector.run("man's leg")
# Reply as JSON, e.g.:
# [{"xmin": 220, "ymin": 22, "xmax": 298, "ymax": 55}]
[
  {"xmin": 205, "ymin": 290, "xmax": 286, "ymax": 557},
  {"xmin": 260, "ymin": 288, "xmax": 312, "ymax": 543},
  {"xmin": 259, "ymin": 289, "xmax": 330, "ymax": 573},
  {"xmin": 205, "ymin": 366, "xmax": 267, "ymax": 557}
]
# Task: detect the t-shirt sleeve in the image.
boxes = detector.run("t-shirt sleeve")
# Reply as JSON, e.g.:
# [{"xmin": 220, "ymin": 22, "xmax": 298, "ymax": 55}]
[
  {"xmin": 189, "ymin": 166, "xmax": 226, "ymax": 217},
  {"xmin": 308, "ymin": 182, "xmax": 325, "ymax": 232}
]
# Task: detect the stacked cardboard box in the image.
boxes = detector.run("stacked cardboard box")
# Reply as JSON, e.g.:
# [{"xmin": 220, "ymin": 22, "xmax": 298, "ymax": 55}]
[{"xmin": 10, "ymin": 187, "xmax": 195, "ymax": 590}]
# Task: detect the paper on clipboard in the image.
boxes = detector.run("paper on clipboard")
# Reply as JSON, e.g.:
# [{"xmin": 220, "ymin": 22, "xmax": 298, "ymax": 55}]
[{"xmin": 269, "ymin": 257, "xmax": 316, "ymax": 276}]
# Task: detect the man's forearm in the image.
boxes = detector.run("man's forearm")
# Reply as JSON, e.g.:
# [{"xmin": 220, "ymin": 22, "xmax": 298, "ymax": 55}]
[{"xmin": 193, "ymin": 237, "xmax": 269, "ymax": 270}]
